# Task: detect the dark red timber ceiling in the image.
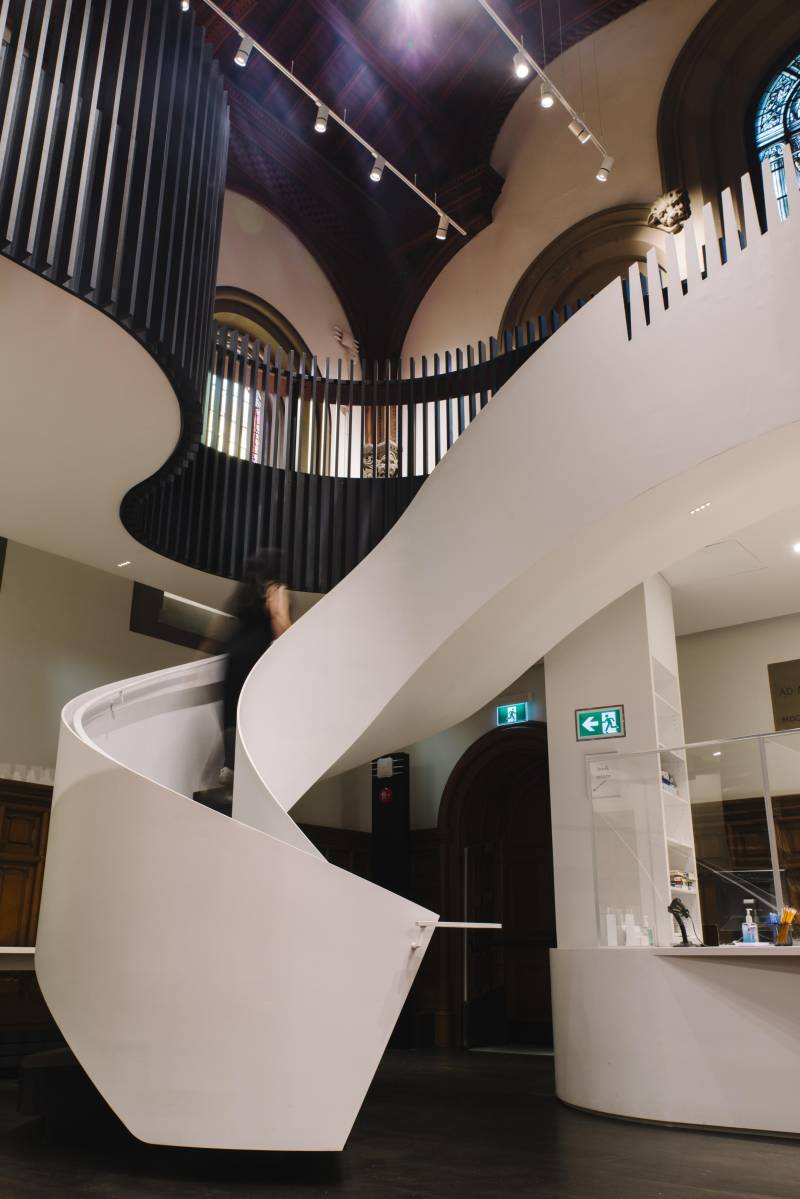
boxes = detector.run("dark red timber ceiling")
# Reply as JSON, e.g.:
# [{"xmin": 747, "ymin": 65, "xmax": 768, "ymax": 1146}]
[{"xmin": 196, "ymin": 0, "xmax": 645, "ymax": 360}]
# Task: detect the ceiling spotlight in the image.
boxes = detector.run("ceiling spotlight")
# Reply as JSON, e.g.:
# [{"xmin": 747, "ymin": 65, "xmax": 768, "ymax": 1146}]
[
  {"xmin": 180, "ymin": 0, "xmax": 190, "ymax": 10},
  {"xmin": 712, "ymin": 751, "xmax": 722, "ymax": 757},
  {"xmin": 513, "ymin": 51, "xmax": 531, "ymax": 80},
  {"xmin": 596, "ymin": 154, "xmax": 614, "ymax": 182},
  {"xmin": 540, "ymin": 82, "xmax": 555, "ymax": 108},
  {"xmin": 568, "ymin": 118, "xmax": 585, "ymax": 140},
  {"xmin": 689, "ymin": 502, "xmax": 712, "ymax": 515},
  {"xmin": 370, "ymin": 154, "xmax": 385, "ymax": 183},
  {"xmin": 435, "ymin": 213, "xmax": 448, "ymax": 241},
  {"xmin": 314, "ymin": 103, "xmax": 329, "ymax": 133},
  {"xmin": 792, "ymin": 543, "xmax": 800, "ymax": 554},
  {"xmin": 234, "ymin": 36, "xmax": 253, "ymax": 67},
  {"xmin": 578, "ymin": 127, "xmax": 592, "ymax": 145},
  {"xmin": 117, "ymin": 560, "xmax": 132, "ymax": 568}
]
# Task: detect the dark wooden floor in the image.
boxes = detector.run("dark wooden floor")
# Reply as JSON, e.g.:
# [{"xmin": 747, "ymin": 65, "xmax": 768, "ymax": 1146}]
[{"xmin": 1, "ymin": 1050, "xmax": 798, "ymax": 1198}]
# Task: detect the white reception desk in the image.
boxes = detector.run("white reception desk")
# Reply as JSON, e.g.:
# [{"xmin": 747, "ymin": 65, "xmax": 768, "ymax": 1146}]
[{"xmin": 551, "ymin": 945, "xmax": 800, "ymax": 1136}]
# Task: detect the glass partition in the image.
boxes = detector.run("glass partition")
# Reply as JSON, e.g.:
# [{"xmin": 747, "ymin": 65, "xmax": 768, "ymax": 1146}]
[
  {"xmin": 590, "ymin": 749, "xmax": 663, "ymax": 947},
  {"xmin": 592, "ymin": 731, "xmax": 800, "ymax": 948},
  {"xmin": 687, "ymin": 737, "xmax": 775, "ymax": 945}
]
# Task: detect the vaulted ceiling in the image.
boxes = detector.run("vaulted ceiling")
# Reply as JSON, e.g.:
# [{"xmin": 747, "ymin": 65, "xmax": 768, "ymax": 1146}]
[{"xmin": 196, "ymin": 0, "xmax": 645, "ymax": 359}]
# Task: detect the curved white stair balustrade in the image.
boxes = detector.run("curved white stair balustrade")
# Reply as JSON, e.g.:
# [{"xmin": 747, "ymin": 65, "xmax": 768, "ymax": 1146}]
[
  {"xmin": 36, "ymin": 657, "xmax": 436, "ymax": 1150},
  {"xmin": 238, "ymin": 159, "xmax": 800, "ymax": 819},
  {"xmin": 36, "ymin": 155, "xmax": 800, "ymax": 1151}
]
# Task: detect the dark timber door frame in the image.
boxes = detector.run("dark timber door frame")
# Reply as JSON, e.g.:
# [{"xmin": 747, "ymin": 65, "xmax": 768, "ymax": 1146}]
[{"xmin": 436, "ymin": 722, "xmax": 554, "ymax": 1049}]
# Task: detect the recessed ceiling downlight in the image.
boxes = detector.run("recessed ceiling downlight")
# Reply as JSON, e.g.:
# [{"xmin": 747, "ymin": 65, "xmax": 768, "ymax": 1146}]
[
  {"xmin": 117, "ymin": 560, "xmax": 132, "ymax": 568},
  {"xmin": 792, "ymin": 543, "xmax": 800, "ymax": 554},
  {"xmin": 689, "ymin": 502, "xmax": 712, "ymax": 515}
]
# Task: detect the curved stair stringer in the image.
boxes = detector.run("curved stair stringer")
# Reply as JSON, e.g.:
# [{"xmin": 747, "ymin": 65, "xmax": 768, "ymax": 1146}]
[{"xmin": 236, "ymin": 166, "xmax": 800, "ymax": 815}]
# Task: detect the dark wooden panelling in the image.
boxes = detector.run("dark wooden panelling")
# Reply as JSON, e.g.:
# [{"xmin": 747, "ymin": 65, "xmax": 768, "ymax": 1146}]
[
  {"xmin": 0, "ymin": 780, "xmax": 59, "ymax": 1075},
  {"xmin": 299, "ymin": 823, "xmax": 372, "ymax": 880},
  {"xmin": 0, "ymin": 781, "xmax": 51, "ymax": 948}
]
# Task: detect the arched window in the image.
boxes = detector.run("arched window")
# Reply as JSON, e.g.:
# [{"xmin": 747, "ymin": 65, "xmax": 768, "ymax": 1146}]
[{"xmin": 755, "ymin": 51, "xmax": 800, "ymax": 220}]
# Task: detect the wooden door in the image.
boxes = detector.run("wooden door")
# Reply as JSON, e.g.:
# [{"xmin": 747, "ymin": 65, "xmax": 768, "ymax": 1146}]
[{"xmin": 464, "ymin": 841, "xmax": 505, "ymax": 1046}]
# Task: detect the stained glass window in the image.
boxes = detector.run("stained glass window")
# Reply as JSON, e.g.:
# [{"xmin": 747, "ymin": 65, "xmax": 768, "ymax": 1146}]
[{"xmin": 755, "ymin": 52, "xmax": 800, "ymax": 221}]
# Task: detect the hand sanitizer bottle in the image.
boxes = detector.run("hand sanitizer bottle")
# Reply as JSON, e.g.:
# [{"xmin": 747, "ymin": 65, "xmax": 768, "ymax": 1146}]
[{"xmin": 742, "ymin": 900, "xmax": 759, "ymax": 943}]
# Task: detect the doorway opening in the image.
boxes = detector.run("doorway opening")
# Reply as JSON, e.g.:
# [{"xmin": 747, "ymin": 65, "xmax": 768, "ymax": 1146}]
[{"xmin": 438, "ymin": 723, "xmax": 555, "ymax": 1051}]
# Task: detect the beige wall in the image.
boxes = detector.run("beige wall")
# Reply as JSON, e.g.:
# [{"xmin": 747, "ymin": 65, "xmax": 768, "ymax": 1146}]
[
  {"xmin": 0, "ymin": 540, "xmax": 203, "ymax": 772},
  {"xmin": 677, "ymin": 611, "xmax": 800, "ymax": 743},
  {"xmin": 217, "ymin": 190, "xmax": 353, "ymax": 368},
  {"xmin": 293, "ymin": 663, "xmax": 546, "ymax": 832},
  {"xmin": 402, "ymin": 0, "xmax": 714, "ymax": 361}
]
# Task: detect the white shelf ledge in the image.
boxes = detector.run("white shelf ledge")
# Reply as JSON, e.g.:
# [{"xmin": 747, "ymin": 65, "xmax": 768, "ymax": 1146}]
[
  {"xmin": 0, "ymin": 946, "xmax": 35, "ymax": 971},
  {"xmin": 654, "ymin": 945, "xmax": 800, "ymax": 957}
]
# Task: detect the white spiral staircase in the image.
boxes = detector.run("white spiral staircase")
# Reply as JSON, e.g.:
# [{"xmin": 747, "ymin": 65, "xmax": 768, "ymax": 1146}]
[{"xmin": 25, "ymin": 152, "xmax": 800, "ymax": 1149}]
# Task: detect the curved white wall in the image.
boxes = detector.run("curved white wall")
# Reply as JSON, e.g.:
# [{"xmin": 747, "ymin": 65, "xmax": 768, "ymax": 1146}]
[
  {"xmin": 552, "ymin": 947, "xmax": 800, "ymax": 1135},
  {"xmin": 402, "ymin": 0, "xmax": 714, "ymax": 360},
  {"xmin": 217, "ymin": 190, "xmax": 353, "ymax": 368}
]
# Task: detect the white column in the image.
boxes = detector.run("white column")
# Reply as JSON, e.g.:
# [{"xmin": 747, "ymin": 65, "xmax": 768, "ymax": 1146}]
[{"xmin": 544, "ymin": 576, "xmax": 683, "ymax": 947}]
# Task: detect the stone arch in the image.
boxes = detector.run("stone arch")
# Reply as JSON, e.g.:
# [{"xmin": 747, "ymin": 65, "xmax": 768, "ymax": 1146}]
[{"xmin": 499, "ymin": 204, "xmax": 663, "ymax": 336}]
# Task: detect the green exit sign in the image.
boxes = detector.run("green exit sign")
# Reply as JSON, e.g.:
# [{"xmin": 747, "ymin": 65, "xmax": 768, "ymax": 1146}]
[
  {"xmin": 497, "ymin": 702, "xmax": 528, "ymax": 726},
  {"xmin": 575, "ymin": 705, "xmax": 625, "ymax": 741}
]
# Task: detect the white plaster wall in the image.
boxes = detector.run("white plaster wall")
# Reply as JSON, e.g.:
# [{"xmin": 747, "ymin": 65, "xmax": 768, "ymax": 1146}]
[
  {"xmin": 217, "ymin": 190, "xmax": 353, "ymax": 368},
  {"xmin": 402, "ymin": 0, "xmax": 715, "ymax": 360},
  {"xmin": 0, "ymin": 541, "xmax": 203, "ymax": 771},
  {"xmin": 677, "ymin": 611, "xmax": 800, "ymax": 742},
  {"xmin": 293, "ymin": 663, "xmax": 546, "ymax": 832}
]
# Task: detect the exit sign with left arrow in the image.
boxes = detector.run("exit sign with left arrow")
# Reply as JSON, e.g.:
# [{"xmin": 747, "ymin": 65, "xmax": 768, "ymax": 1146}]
[{"xmin": 575, "ymin": 705, "xmax": 626, "ymax": 741}]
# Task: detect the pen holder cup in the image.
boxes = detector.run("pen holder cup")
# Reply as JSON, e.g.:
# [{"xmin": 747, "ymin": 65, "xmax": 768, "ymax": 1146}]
[{"xmin": 775, "ymin": 922, "xmax": 794, "ymax": 946}]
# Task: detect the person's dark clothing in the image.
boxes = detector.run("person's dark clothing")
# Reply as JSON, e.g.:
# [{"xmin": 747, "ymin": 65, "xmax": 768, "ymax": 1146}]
[{"xmin": 222, "ymin": 617, "xmax": 274, "ymax": 766}]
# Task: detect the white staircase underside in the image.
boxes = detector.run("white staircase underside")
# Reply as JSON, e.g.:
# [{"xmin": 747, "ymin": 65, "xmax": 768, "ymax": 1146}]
[{"xmin": 0, "ymin": 258, "xmax": 232, "ymax": 610}]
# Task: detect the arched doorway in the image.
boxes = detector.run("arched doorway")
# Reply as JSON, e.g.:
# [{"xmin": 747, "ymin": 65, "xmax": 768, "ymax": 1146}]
[{"xmin": 437, "ymin": 723, "xmax": 555, "ymax": 1049}]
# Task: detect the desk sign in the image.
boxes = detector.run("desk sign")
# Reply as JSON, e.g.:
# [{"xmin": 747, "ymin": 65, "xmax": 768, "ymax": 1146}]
[
  {"xmin": 497, "ymin": 701, "xmax": 528, "ymax": 726},
  {"xmin": 576, "ymin": 705, "xmax": 625, "ymax": 741},
  {"xmin": 767, "ymin": 659, "xmax": 800, "ymax": 731}
]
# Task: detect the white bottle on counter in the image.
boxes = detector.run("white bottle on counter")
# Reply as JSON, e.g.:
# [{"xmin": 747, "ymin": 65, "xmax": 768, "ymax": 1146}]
[{"xmin": 605, "ymin": 909, "xmax": 619, "ymax": 946}]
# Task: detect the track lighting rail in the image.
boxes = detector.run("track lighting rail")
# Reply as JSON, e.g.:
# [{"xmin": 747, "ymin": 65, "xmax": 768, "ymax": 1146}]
[
  {"xmin": 196, "ymin": 0, "xmax": 468, "ymax": 238},
  {"xmin": 474, "ymin": 0, "xmax": 614, "ymax": 180}
]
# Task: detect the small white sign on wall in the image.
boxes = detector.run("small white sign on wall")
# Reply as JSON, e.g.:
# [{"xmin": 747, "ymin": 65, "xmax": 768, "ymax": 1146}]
[{"xmin": 586, "ymin": 754, "xmax": 620, "ymax": 800}]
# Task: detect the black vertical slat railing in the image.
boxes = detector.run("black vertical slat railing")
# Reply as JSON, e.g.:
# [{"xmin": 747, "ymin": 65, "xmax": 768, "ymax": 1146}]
[
  {"xmin": 131, "ymin": 309, "xmax": 574, "ymax": 594},
  {"xmin": 0, "ymin": 0, "xmax": 229, "ymax": 535}
]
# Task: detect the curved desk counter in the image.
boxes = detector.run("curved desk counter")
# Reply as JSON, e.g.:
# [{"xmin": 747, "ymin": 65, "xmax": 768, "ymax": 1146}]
[{"xmin": 551, "ymin": 945, "xmax": 800, "ymax": 1136}]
